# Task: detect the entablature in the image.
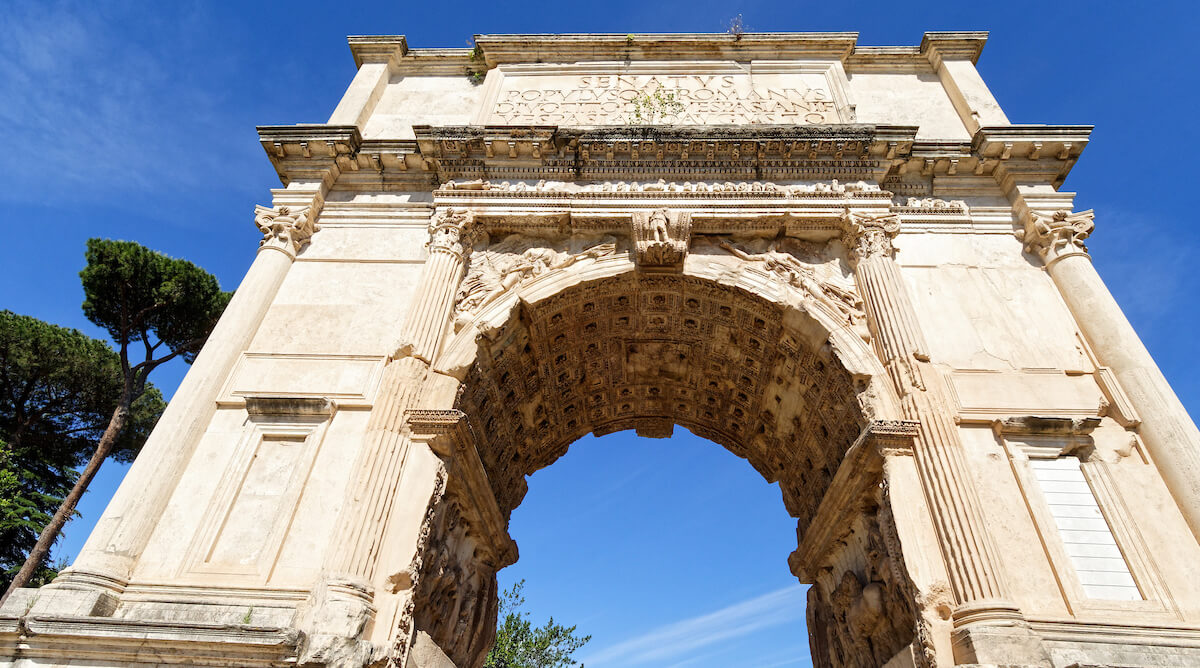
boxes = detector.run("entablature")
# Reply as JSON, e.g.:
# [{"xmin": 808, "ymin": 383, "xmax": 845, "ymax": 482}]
[{"xmin": 255, "ymin": 123, "xmax": 1090, "ymax": 193}]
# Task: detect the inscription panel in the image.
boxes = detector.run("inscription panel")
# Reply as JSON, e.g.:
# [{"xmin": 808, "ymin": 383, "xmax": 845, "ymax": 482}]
[{"xmin": 481, "ymin": 62, "xmax": 853, "ymax": 126}]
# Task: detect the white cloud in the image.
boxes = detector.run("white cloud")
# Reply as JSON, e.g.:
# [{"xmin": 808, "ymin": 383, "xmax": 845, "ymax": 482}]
[
  {"xmin": 579, "ymin": 585, "xmax": 808, "ymax": 667},
  {"xmin": 0, "ymin": 2, "xmax": 259, "ymax": 214}
]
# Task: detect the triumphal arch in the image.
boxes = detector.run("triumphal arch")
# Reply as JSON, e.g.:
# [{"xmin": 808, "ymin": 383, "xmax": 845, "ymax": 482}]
[{"xmin": 5, "ymin": 31, "xmax": 1200, "ymax": 668}]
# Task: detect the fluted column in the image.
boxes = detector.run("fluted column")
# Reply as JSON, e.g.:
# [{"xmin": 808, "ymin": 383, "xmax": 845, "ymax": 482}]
[
  {"xmin": 1023, "ymin": 209, "xmax": 1200, "ymax": 543},
  {"xmin": 843, "ymin": 211, "xmax": 1018, "ymax": 620},
  {"xmin": 326, "ymin": 207, "xmax": 477, "ymax": 581},
  {"xmin": 66, "ymin": 202, "xmax": 319, "ymax": 591}
]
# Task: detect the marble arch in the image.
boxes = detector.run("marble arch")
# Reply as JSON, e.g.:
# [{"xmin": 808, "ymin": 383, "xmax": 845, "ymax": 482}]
[
  {"xmin": 394, "ymin": 218, "xmax": 933, "ymax": 667},
  {"xmin": 6, "ymin": 30, "xmax": 1200, "ymax": 668}
]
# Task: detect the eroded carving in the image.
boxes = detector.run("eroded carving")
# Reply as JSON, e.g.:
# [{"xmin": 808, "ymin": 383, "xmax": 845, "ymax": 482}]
[
  {"xmin": 392, "ymin": 469, "xmax": 499, "ymax": 668},
  {"xmin": 719, "ymin": 240, "xmax": 863, "ymax": 324},
  {"xmin": 453, "ymin": 233, "xmax": 619, "ymax": 328},
  {"xmin": 807, "ymin": 507, "xmax": 921, "ymax": 668},
  {"xmin": 902, "ymin": 197, "xmax": 967, "ymax": 210},
  {"xmin": 429, "ymin": 207, "xmax": 478, "ymax": 260},
  {"xmin": 633, "ymin": 209, "xmax": 691, "ymax": 266},
  {"xmin": 254, "ymin": 204, "xmax": 317, "ymax": 255},
  {"xmin": 1020, "ymin": 209, "xmax": 1095, "ymax": 262},
  {"xmin": 842, "ymin": 211, "xmax": 901, "ymax": 266}
]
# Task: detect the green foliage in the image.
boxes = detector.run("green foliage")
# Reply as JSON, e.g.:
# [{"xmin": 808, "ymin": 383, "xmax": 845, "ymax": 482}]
[
  {"xmin": 484, "ymin": 580, "xmax": 590, "ymax": 668},
  {"xmin": 0, "ymin": 311, "xmax": 165, "ymax": 590},
  {"xmin": 81, "ymin": 239, "xmax": 230, "ymax": 375},
  {"xmin": 626, "ymin": 89, "xmax": 686, "ymax": 125}
]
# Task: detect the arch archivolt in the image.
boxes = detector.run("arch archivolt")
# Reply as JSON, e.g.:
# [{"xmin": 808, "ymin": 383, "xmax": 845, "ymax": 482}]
[{"xmin": 392, "ymin": 194, "xmax": 948, "ymax": 668}]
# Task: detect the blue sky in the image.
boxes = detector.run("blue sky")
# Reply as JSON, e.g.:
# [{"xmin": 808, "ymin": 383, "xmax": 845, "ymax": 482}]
[{"xmin": 1, "ymin": 1, "xmax": 1198, "ymax": 666}]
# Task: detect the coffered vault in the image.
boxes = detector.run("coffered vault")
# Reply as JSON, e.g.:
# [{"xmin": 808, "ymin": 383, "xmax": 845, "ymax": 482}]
[{"xmin": 4, "ymin": 30, "xmax": 1200, "ymax": 668}]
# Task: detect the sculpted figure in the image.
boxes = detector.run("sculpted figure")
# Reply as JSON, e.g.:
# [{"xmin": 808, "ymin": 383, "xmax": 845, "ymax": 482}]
[
  {"xmin": 648, "ymin": 209, "xmax": 670, "ymax": 243},
  {"xmin": 721, "ymin": 240, "xmax": 863, "ymax": 323},
  {"xmin": 453, "ymin": 235, "xmax": 617, "ymax": 328}
]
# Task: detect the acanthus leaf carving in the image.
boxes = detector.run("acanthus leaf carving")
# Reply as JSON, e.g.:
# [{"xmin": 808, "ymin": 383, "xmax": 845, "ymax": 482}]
[
  {"xmin": 254, "ymin": 204, "xmax": 318, "ymax": 255},
  {"xmin": 842, "ymin": 210, "xmax": 901, "ymax": 267},
  {"xmin": 429, "ymin": 207, "xmax": 478, "ymax": 260},
  {"xmin": 1019, "ymin": 209, "xmax": 1095, "ymax": 263}
]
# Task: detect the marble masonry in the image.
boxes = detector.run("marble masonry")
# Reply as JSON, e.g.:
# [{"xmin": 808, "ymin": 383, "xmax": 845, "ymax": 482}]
[{"xmin": 3, "ymin": 31, "xmax": 1200, "ymax": 668}]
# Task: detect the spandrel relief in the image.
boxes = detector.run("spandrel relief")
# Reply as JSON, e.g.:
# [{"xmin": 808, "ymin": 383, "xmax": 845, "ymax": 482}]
[
  {"xmin": 707, "ymin": 236, "xmax": 865, "ymax": 329},
  {"xmin": 453, "ymin": 233, "xmax": 620, "ymax": 330}
]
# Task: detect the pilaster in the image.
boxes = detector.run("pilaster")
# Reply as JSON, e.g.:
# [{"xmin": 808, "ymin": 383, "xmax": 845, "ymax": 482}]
[
  {"xmin": 841, "ymin": 209, "xmax": 1042, "ymax": 662},
  {"xmin": 303, "ymin": 207, "xmax": 480, "ymax": 661}
]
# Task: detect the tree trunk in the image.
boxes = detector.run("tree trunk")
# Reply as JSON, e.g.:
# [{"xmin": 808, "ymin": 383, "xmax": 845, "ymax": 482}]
[{"xmin": 1, "ymin": 400, "xmax": 129, "ymax": 604}]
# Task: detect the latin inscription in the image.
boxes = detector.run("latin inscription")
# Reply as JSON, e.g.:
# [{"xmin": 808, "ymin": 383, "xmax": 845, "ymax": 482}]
[{"xmin": 490, "ymin": 73, "xmax": 840, "ymax": 125}]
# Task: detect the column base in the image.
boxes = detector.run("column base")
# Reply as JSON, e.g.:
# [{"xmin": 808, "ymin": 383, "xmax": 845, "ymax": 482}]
[
  {"xmin": 951, "ymin": 600, "xmax": 1052, "ymax": 667},
  {"xmin": 296, "ymin": 575, "xmax": 385, "ymax": 666}
]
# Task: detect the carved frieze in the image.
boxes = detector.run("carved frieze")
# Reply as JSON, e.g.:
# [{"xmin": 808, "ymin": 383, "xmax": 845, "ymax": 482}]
[
  {"xmin": 439, "ymin": 178, "xmax": 887, "ymax": 198},
  {"xmin": 254, "ymin": 204, "xmax": 318, "ymax": 255},
  {"xmin": 633, "ymin": 209, "xmax": 691, "ymax": 266},
  {"xmin": 1019, "ymin": 209, "xmax": 1095, "ymax": 263}
]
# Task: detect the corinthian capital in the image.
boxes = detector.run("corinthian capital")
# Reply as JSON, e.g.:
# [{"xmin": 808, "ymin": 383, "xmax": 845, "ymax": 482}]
[
  {"xmin": 254, "ymin": 205, "xmax": 318, "ymax": 256},
  {"xmin": 428, "ymin": 208, "xmax": 477, "ymax": 260},
  {"xmin": 841, "ymin": 211, "xmax": 901, "ymax": 266},
  {"xmin": 1020, "ymin": 209, "xmax": 1095, "ymax": 263}
]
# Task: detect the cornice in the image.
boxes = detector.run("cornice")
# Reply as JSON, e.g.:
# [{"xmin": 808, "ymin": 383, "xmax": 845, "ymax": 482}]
[
  {"xmin": 347, "ymin": 35, "xmax": 408, "ymax": 68},
  {"xmin": 254, "ymin": 123, "xmax": 1090, "ymax": 190},
  {"xmin": 845, "ymin": 46, "xmax": 933, "ymax": 73},
  {"xmin": 395, "ymin": 48, "xmax": 477, "ymax": 76},
  {"xmin": 920, "ymin": 31, "xmax": 989, "ymax": 66},
  {"xmin": 257, "ymin": 125, "xmax": 362, "ymax": 185},
  {"xmin": 470, "ymin": 33, "xmax": 860, "ymax": 68},
  {"xmin": 342, "ymin": 32, "xmax": 993, "ymax": 76},
  {"xmin": 974, "ymin": 125, "xmax": 1092, "ymax": 189}
]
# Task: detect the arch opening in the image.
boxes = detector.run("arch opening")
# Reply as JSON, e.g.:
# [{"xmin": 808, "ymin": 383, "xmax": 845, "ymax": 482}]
[
  {"xmin": 457, "ymin": 270, "xmax": 869, "ymax": 533},
  {"xmin": 408, "ymin": 259, "xmax": 920, "ymax": 668}
]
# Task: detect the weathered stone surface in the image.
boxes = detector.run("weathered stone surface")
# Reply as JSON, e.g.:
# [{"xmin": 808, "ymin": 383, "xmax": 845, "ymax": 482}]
[{"xmin": 4, "ymin": 30, "xmax": 1199, "ymax": 668}]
